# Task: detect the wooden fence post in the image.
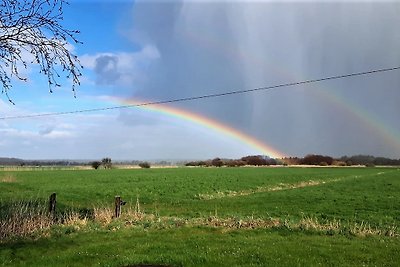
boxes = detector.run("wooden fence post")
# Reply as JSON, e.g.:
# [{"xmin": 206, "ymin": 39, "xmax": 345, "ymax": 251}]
[
  {"xmin": 115, "ymin": 195, "xmax": 121, "ymax": 218},
  {"xmin": 49, "ymin": 192, "xmax": 56, "ymax": 218}
]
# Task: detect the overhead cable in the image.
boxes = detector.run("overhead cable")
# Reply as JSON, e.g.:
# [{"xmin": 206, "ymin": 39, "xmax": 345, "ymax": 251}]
[{"xmin": 1, "ymin": 66, "xmax": 399, "ymax": 120}]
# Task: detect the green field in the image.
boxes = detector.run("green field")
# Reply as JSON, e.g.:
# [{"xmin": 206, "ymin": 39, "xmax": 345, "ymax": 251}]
[{"xmin": 1, "ymin": 167, "xmax": 399, "ymax": 266}]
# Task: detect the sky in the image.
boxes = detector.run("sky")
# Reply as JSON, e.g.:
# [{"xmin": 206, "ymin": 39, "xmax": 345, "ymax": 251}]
[{"xmin": 0, "ymin": 0, "xmax": 400, "ymax": 160}]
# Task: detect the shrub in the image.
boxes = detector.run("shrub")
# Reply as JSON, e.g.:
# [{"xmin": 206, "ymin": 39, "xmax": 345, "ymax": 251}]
[
  {"xmin": 301, "ymin": 154, "xmax": 333, "ymax": 165},
  {"xmin": 90, "ymin": 161, "xmax": 102, "ymax": 169},
  {"xmin": 211, "ymin": 158, "xmax": 223, "ymax": 167},
  {"xmin": 101, "ymin": 158, "xmax": 112, "ymax": 169},
  {"xmin": 241, "ymin": 155, "xmax": 267, "ymax": 166},
  {"xmin": 334, "ymin": 161, "xmax": 347, "ymax": 166},
  {"xmin": 139, "ymin": 162, "xmax": 151, "ymax": 168}
]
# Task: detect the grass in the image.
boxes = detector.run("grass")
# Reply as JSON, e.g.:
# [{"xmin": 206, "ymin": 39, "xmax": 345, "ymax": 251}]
[
  {"xmin": 0, "ymin": 199, "xmax": 53, "ymax": 240},
  {"xmin": 0, "ymin": 167, "xmax": 399, "ymax": 266},
  {"xmin": 1, "ymin": 227, "xmax": 399, "ymax": 267}
]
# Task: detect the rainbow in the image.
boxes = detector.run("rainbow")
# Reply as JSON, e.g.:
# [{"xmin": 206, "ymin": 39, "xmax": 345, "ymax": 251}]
[
  {"xmin": 185, "ymin": 28, "xmax": 400, "ymax": 154},
  {"xmin": 114, "ymin": 97, "xmax": 286, "ymax": 158},
  {"xmin": 314, "ymin": 88, "xmax": 400, "ymax": 152}
]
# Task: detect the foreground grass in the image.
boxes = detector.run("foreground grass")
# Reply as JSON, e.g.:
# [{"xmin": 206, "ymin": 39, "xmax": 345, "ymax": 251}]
[
  {"xmin": 1, "ymin": 167, "xmax": 399, "ymax": 266},
  {"xmin": 1, "ymin": 227, "xmax": 399, "ymax": 267},
  {"xmin": 2, "ymin": 167, "xmax": 399, "ymax": 224}
]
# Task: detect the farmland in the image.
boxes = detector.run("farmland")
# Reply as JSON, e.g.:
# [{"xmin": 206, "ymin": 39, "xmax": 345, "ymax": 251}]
[{"xmin": 1, "ymin": 167, "xmax": 400, "ymax": 266}]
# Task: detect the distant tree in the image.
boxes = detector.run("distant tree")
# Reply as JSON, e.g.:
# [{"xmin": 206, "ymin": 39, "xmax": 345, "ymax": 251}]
[
  {"xmin": 185, "ymin": 161, "xmax": 207, "ymax": 167},
  {"xmin": 347, "ymin": 155, "xmax": 374, "ymax": 165},
  {"xmin": 185, "ymin": 161, "xmax": 195, "ymax": 167},
  {"xmin": 241, "ymin": 155, "xmax": 267, "ymax": 166},
  {"xmin": 283, "ymin": 157, "xmax": 301, "ymax": 165},
  {"xmin": 90, "ymin": 161, "xmax": 101, "ymax": 170},
  {"xmin": 224, "ymin": 160, "xmax": 237, "ymax": 167},
  {"xmin": 211, "ymin": 158, "xmax": 223, "ymax": 167},
  {"xmin": 101, "ymin": 157, "xmax": 112, "ymax": 169},
  {"xmin": 339, "ymin": 155, "xmax": 400, "ymax": 166},
  {"xmin": 197, "ymin": 161, "xmax": 208, "ymax": 167},
  {"xmin": 301, "ymin": 154, "xmax": 333, "ymax": 165},
  {"xmin": 224, "ymin": 159, "xmax": 246, "ymax": 167},
  {"xmin": 0, "ymin": 0, "xmax": 82, "ymax": 102},
  {"xmin": 266, "ymin": 158, "xmax": 277, "ymax": 165},
  {"xmin": 139, "ymin": 162, "xmax": 150, "ymax": 168},
  {"xmin": 225, "ymin": 160, "xmax": 234, "ymax": 167},
  {"xmin": 373, "ymin": 157, "xmax": 400, "ymax": 166}
]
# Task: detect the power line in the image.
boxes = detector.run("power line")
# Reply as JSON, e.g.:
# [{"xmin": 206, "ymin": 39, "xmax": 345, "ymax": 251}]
[{"xmin": 1, "ymin": 66, "xmax": 399, "ymax": 120}]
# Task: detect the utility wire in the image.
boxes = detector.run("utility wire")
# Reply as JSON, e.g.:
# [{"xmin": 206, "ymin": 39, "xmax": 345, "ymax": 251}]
[{"xmin": 1, "ymin": 66, "xmax": 399, "ymax": 120}]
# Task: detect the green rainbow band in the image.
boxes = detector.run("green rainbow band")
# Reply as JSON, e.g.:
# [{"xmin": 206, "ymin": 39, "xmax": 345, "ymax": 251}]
[{"xmin": 117, "ymin": 97, "xmax": 286, "ymax": 159}]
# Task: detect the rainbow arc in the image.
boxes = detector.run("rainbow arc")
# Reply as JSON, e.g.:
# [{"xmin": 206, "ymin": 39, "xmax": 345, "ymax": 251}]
[{"xmin": 116, "ymin": 97, "xmax": 286, "ymax": 159}]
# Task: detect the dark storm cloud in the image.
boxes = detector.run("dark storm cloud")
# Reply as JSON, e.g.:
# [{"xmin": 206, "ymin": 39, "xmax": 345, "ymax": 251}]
[
  {"xmin": 131, "ymin": 0, "xmax": 183, "ymax": 45},
  {"xmin": 128, "ymin": 1, "xmax": 400, "ymax": 158},
  {"xmin": 131, "ymin": 1, "xmax": 254, "ymax": 127}
]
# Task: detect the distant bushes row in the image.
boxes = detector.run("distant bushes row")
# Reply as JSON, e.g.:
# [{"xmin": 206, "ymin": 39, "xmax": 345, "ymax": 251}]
[
  {"xmin": 278, "ymin": 154, "xmax": 399, "ymax": 166},
  {"xmin": 90, "ymin": 159, "xmax": 151, "ymax": 169},
  {"xmin": 186, "ymin": 154, "xmax": 400, "ymax": 167},
  {"xmin": 186, "ymin": 155, "xmax": 280, "ymax": 167}
]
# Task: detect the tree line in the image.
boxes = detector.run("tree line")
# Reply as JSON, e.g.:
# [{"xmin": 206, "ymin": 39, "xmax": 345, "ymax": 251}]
[
  {"xmin": 185, "ymin": 154, "xmax": 400, "ymax": 167},
  {"xmin": 1, "ymin": 154, "xmax": 400, "ymax": 168},
  {"xmin": 0, "ymin": 157, "xmax": 83, "ymax": 166}
]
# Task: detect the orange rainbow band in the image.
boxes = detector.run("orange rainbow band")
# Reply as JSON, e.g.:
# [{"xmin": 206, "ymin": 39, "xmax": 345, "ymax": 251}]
[{"xmin": 116, "ymin": 97, "xmax": 286, "ymax": 159}]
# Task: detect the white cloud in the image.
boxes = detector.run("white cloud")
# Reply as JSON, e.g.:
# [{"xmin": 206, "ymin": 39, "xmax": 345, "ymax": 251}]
[
  {"xmin": 0, "ymin": 99, "xmax": 262, "ymax": 160},
  {"xmin": 0, "ymin": 126, "xmax": 73, "ymax": 140},
  {"xmin": 79, "ymin": 45, "xmax": 160, "ymax": 88},
  {"xmin": 0, "ymin": 128, "xmax": 37, "ymax": 139},
  {"xmin": 0, "ymin": 99, "xmax": 28, "ymax": 119},
  {"xmin": 42, "ymin": 130, "xmax": 74, "ymax": 139}
]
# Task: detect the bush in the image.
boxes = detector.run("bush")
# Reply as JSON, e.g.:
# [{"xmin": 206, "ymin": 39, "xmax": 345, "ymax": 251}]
[
  {"xmin": 185, "ymin": 161, "xmax": 208, "ymax": 167},
  {"xmin": 301, "ymin": 154, "xmax": 333, "ymax": 165},
  {"xmin": 90, "ymin": 161, "xmax": 102, "ymax": 169},
  {"xmin": 241, "ymin": 155, "xmax": 267, "ymax": 166},
  {"xmin": 139, "ymin": 162, "xmax": 151, "ymax": 168},
  {"xmin": 101, "ymin": 158, "xmax": 112, "ymax": 169},
  {"xmin": 211, "ymin": 158, "xmax": 223, "ymax": 167},
  {"xmin": 334, "ymin": 161, "xmax": 347, "ymax": 166}
]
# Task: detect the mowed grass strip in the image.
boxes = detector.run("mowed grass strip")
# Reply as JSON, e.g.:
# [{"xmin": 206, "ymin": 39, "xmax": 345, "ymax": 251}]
[{"xmin": 203, "ymin": 169, "xmax": 400, "ymax": 226}]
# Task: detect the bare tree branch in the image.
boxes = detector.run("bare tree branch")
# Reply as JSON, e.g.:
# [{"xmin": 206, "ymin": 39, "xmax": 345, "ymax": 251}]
[{"xmin": 0, "ymin": 0, "xmax": 82, "ymax": 104}]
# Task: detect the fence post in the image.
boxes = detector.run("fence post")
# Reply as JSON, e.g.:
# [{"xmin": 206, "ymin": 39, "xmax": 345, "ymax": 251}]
[
  {"xmin": 48, "ymin": 192, "xmax": 56, "ymax": 219},
  {"xmin": 115, "ymin": 195, "xmax": 121, "ymax": 218}
]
